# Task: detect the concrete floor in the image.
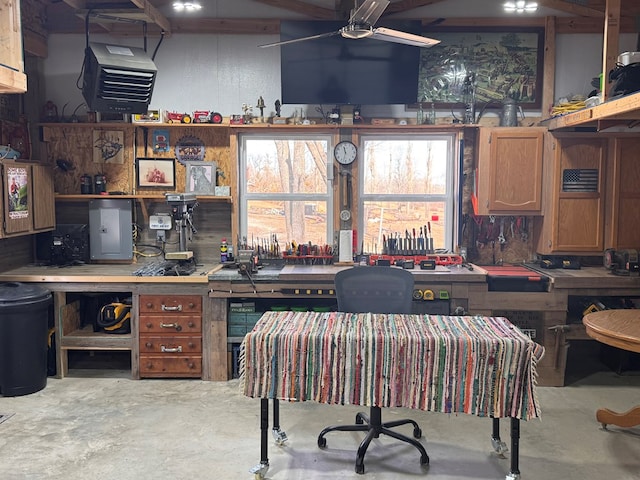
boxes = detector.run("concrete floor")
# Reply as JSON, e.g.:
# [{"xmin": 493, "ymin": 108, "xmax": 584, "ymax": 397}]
[{"xmin": 1, "ymin": 359, "xmax": 639, "ymax": 480}]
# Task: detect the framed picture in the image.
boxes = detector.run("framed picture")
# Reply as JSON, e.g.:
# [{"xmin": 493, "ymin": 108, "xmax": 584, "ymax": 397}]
[
  {"xmin": 135, "ymin": 157, "xmax": 176, "ymax": 189},
  {"xmin": 185, "ymin": 160, "xmax": 216, "ymax": 195},
  {"xmin": 416, "ymin": 27, "xmax": 544, "ymax": 109}
]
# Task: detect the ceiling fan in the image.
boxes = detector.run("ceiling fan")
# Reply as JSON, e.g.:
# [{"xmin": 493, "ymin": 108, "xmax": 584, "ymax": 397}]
[{"xmin": 259, "ymin": 0, "xmax": 441, "ymax": 49}]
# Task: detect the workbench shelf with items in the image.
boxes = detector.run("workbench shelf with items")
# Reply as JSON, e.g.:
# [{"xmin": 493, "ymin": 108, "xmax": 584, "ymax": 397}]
[
  {"xmin": 54, "ymin": 291, "xmax": 134, "ymax": 378},
  {"xmin": 540, "ymin": 91, "xmax": 640, "ymax": 131}
]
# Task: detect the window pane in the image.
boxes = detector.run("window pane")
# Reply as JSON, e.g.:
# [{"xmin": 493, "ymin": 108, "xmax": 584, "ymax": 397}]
[
  {"xmin": 362, "ymin": 201, "xmax": 446, "ymax": 253},
  {"xmin": 246, "ymin": 200, "xmax": 328, "ymax": 247},
  {"xmin": 362, "ymin": 139, "xmax": 448, "ymax": 195},
  {"xmin": 245, "ymin": 139, "xmax": 328, "ymax": 194}
]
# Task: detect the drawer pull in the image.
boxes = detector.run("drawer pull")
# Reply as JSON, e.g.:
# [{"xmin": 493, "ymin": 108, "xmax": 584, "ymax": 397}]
[
  {"xmin": 161, "ymin": 345, "xmax": 183, "ymax": 353},
  {"xmin": 161, "ymin": 304, "xmax": 183, "ymax": 312},
  {"xmin": 160, "ymin": 322, "xmax": 182, "ymax": 331}
]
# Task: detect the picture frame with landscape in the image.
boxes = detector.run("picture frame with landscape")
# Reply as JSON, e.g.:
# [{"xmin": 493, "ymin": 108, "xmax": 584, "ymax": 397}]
[{"xmin": 416, "ymin": 27, "xmax": 544, "ymax": 110}]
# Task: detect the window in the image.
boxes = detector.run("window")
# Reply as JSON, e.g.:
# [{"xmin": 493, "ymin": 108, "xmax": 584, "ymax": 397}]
[
  {"xmin": 239, "ymin": 134, "xmax": 333, "ymax": 251},
  {"xmin": 358, "ymin": 134, "xmax": 457, "ymax": 254}
]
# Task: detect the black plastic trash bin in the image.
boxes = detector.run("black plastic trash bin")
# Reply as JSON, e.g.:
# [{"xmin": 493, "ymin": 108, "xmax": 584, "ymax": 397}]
[{"xmin": 0, "ymin": 282, "xmax": 52, "ymax": 396}]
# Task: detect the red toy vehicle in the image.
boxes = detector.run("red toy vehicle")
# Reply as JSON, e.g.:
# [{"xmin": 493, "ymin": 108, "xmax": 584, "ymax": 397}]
[
  {"xmin": 192, "ymin": 110, "xmax": 211, "ymax": 123},
  {"xmin": 166, "ymin": 111, "xmax": 192, "ymax": 124},
  {"xmin": 192, "ymin": 111, "xmax": 223, "ymax": 124}
]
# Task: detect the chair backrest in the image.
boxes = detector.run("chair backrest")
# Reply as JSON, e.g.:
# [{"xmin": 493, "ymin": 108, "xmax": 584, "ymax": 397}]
[{"xmin": 334, "ymin": 266, "xmax": 415, "ymax": 314}]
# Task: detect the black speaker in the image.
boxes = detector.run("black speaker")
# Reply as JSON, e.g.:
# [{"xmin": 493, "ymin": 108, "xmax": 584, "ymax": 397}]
[{"xmin": 82, "ymin": 42, "xmax": 157, "ymax": 114}]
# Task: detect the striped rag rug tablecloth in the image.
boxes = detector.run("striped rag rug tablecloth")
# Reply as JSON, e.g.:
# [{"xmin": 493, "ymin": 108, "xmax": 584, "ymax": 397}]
[{"xmin": 240, "ymin": 311, "xmax": 545, "ymax": 421}]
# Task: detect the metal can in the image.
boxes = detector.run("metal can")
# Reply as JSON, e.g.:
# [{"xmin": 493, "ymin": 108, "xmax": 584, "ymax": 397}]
[{"xmin": 80, "ymin": 174, "xmax": 93, "ymax": 194}]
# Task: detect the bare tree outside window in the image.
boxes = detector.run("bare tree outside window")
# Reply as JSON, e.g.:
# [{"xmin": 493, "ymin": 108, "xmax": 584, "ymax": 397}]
[{"xmin": 241, "ymin": 135, "xmax": 332, "ymax": 248}]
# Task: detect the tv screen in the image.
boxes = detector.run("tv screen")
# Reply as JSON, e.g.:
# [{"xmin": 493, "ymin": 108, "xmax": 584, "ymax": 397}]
[{"xmin": 280, "ymin": 20, "xmax": 422, "ymax": 105}]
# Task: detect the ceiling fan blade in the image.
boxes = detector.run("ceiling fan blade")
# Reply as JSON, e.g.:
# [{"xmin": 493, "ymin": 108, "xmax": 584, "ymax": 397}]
[
  {"xmin": 371, "ymin": 27, "xmax": 441, "ymax": 47},
  {"xmin": 350, "ymin": 0, "xmax": 390, "ymax": 26},
  {"xmin": 259, "ymin": 30, "xmax": 341, "ymax": 48}
]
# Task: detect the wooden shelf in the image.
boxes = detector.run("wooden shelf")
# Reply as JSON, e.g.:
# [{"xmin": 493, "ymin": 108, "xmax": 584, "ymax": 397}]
[
  {"xmin": 60, "ymin": 325, "xmax": 132, "ymax": 350},
  {"xmin": 55, "ymin": 194, "xmax": 231, "ymax": 202},
  {"xmin": 541, "ymin": 92, "xmax": 640, "ymax": 131}
]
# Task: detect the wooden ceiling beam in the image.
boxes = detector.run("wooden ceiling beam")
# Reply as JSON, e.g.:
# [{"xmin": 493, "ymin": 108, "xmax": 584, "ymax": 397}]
[
  {"xmin": 129, "ymin": 0, "xmax": 172, "ymax": 32},
  {"xmin": 170, "ymin": 18, "xmax": 280, "ymax": 35},
  {"xmin": 537, "ymin": 0, "xmax": 604, "ymax": 17},
  {"xmin": 252, "ymin": 0, "xmax": 336, "ymax": 19},
  {"xmin": 385, "ymin": 0, "xmax": 448, "ymax": 15}
]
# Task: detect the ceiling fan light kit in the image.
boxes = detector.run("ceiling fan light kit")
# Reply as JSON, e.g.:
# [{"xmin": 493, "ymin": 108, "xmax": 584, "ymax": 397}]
[
  {"xmin": 173, "ymin": 1, "xmax": 202, "ymax": 12},
  {"xmin": 503, "ymin": 1, "xmax": 538, "ymax": 13}
]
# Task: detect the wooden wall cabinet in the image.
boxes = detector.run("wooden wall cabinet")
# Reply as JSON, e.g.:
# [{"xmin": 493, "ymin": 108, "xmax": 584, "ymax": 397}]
[
  {"xmin": 605, "ymin": 136, "xmax": 640, "ymax": 250},
  {"xmin": 0, "ymin": 161, "xmax": 55, "ymax": 238},
  {"xmin": 139, "ymin": 294, "xmax": 203, "ymax": 378},
  {"xmin": 535, "ymin": 134, "xmax": 607, "ymax": 254},
  {"xmin": 0, "ymin": 0, "xmax": 27, "ymax": 93},
  {"xmin": 475, "ymin": 127, "xmax": 545, "ymax": 215}
]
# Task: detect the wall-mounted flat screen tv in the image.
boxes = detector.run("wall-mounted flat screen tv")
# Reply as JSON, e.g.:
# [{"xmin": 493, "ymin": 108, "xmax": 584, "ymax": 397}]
[{"xmin": 279, "ymin": 20, "xmax": 422, "ymax": 105}]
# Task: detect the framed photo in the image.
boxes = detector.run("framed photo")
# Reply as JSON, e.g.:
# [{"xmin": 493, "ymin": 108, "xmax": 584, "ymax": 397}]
[
  {"xmin": 135, "ymin": 157, "xmax": 176, "ymax": 189},
  {"xmin": 416, "ymin": 27, "xmax": 544, "ymax": 109},
  {"xmin": 185, "ymin": 160, "xmax": 216, "ymax": 195}
]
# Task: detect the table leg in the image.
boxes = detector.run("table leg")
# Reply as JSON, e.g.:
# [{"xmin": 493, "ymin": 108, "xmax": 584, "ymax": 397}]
[
  {"xmin": 272, "ymin": 399, "xmax": 289, "ymax": 445},
  {"xmin": 249, "ymin": 398, "xmax": 270, "ymax": 480},
  {"xmin": 507, "ymin": 418, "xmax": 520, "ymax": 480},
  {"xmin": 596, "ymin": 405, "xmax": 640, "ymax": 429}
]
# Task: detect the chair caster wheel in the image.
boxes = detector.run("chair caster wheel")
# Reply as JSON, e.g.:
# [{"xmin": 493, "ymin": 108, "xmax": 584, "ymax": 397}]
[
  {"xmin": 317, "ymin": 436, "xmax": 327, "ymax": 448},
  {"xmin": 413, "ymin": 426, "xmax": 422, "ymax": 439},
  {"xmin": 420, "ymin": 453, "xmax": 430, "ymax": 465}
]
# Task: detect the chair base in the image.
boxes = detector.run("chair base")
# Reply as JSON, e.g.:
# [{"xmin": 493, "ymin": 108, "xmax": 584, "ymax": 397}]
[{"xmin": 317, "ymin": 406, "xmax": 429, "ymax": 474}]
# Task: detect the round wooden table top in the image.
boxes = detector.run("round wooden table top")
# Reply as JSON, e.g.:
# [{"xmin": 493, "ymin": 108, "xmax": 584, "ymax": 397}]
[{"xmin": 583, "ymin": 309, "xmax": 640, "ymax": 354}]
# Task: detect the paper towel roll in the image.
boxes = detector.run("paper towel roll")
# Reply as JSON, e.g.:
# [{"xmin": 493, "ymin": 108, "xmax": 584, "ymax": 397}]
[{"xmin": 338, "ymin": 230, "xmax": 353, "ymax": 263}]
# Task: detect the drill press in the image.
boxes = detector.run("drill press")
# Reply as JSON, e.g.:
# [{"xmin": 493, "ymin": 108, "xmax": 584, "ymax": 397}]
[{"xmin": 164, "ymin": 193, "xmax": 198, "ymax": 260}]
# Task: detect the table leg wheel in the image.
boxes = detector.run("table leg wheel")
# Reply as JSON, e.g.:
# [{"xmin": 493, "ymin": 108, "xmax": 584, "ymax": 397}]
[
  {"xmin": 272, "ymin": 427, "xmax": 288, "ymax": 446},
  {"xmin": 249, "ymin": 461, "xmax": 269, "ymax": 480},
  {"xmin": 317, "ymin": 436, "xmax": 327, "ymax": 448},
  {"xmin": 505, "ymin": 473, "xmax": 520, "ymax": 480},
  {"xmin": 491, "ymin": 437, "xmax": 509, "ymax": 456},
  {"xmin": 413, "ymin": 426, "xmax": 422, "ymax": 439}
]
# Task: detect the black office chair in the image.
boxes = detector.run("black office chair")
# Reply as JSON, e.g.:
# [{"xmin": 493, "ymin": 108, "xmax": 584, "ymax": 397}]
[{"xmin": 318, "ymin": 266, "xmax": 429, "ymax": 474}]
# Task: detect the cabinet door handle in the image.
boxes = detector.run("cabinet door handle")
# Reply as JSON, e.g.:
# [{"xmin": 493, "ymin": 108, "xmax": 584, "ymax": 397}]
[
  {"xmin": 161, "ymin": 345, "xmax": 183, "ymax": 353},
  {"xmin": 162, "ymin": 304, "xmax": 183, "ymax": 312},
  {"xmin": 160, "ymin": 322, "xmax": 182, "ymax": 331}
]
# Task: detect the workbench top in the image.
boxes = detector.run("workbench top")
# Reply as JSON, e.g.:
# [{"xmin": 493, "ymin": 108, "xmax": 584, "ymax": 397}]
[
  {"xmin": 209, "ymin": 263, "xmax": 487, "ymax": 283},
  {"xmin": 524, "ymin": 265, "xmax": 640, "ymax": 289},
  {"xmin": 0, "ymin": 262, "xmax": 222, "ymax": 284}
]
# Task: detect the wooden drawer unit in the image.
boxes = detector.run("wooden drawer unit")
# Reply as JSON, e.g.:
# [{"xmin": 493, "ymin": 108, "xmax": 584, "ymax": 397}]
[{"xmin": 139, "ymin": 295, "xmax": 203, "ymax": 378}]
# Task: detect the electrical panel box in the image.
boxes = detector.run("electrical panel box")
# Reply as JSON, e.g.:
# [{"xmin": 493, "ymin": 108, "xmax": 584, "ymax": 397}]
[{"xmin": 89, "ymin": 199, "xmax": 133, "ymax": 261}]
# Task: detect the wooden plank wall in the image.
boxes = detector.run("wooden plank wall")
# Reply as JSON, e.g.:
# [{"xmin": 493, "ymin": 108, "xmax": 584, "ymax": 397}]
[{"xmin": 0, "ymin": 236, "xmax": 33, "ymax": 271}]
